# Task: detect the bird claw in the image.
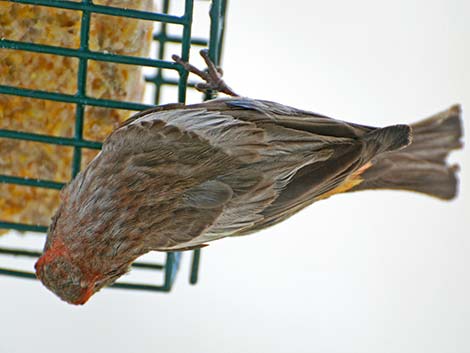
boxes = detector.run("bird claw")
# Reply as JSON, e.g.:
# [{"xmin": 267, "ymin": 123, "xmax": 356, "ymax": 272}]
[{"xmin": 172, "ymin": 49, "xmax": 239, "ymax": 97}]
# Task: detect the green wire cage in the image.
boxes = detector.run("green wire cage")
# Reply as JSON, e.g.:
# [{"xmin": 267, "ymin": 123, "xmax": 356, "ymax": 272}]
[{"xmin": 0, "ymin": 0, "xmax": 228, "ymax": 292}]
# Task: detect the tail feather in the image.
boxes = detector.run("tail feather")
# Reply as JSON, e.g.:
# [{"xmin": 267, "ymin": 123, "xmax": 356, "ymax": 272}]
[
  {"xmin": 403, "ymin": 104, "xmax": 462, "ymax": 162},
  {"xmin": 352, "ymin": 105, "xmax": 463, "ymax": 200},
  {"xmin": 363, "ymin": 124, "xmax": 412, "ymax": 156}
]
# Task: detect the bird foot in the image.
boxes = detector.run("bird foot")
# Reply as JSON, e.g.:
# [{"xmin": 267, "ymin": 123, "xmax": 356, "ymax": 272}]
[{"xmin": 172, "ymin": 49, "xmax": 239, "ymax": 97}]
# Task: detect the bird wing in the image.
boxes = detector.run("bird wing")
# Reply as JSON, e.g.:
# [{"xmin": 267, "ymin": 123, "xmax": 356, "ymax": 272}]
[
  {"xmin": 169, "ymin": 98, "xmax": 378, "ymax": 235},
  {"xmin": 101, "ymin": 107, "xmax": 275, "ymax": 250}
]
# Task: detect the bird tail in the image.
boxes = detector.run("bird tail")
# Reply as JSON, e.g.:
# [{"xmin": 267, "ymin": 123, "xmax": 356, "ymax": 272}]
[{"xmin": 351, "ymin": 105, "xmax": 463, "ymax": 199}]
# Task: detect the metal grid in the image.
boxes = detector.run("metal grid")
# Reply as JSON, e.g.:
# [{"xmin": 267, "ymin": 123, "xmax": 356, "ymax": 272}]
[{"xmin": 0, "ymin": 0, "xmax": 227, "ymax": 292}]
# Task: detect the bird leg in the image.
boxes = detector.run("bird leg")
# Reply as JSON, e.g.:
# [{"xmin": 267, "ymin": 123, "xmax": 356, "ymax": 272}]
[{"xmin": 172, "ymin": 49, "xmax": 239, "ymax": 97}]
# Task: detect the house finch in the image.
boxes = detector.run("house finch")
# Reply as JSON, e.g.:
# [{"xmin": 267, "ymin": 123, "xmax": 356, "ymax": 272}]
[{"xmin": 35, "ymin": 50, "xmax": 463, "ymax": 305}]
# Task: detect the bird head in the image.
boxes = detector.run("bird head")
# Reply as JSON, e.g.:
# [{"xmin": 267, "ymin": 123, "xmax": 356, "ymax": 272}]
[
  {"xmin": 34, "ymin": 177, "xmax": 144, "ymax": 305},
  {"xmin": 35, "ymin": 240, "xmax": 100, "ymax": 305}
]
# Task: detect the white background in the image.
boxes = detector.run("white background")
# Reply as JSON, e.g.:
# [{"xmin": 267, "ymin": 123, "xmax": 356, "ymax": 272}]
[{"xmin": 1, "ymin": 1, "xmax": 469, "ymax": 353}]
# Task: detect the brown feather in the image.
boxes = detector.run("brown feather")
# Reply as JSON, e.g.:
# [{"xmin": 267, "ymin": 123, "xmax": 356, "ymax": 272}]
[{"xmin": 35, "ymin": 97, "xmax": 462, "ymax": 304}]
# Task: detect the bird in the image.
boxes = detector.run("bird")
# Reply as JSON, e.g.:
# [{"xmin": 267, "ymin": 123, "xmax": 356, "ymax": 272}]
[{"xmin": 35, "ymin": 49, "xmax": 463, "ymax": 305}]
